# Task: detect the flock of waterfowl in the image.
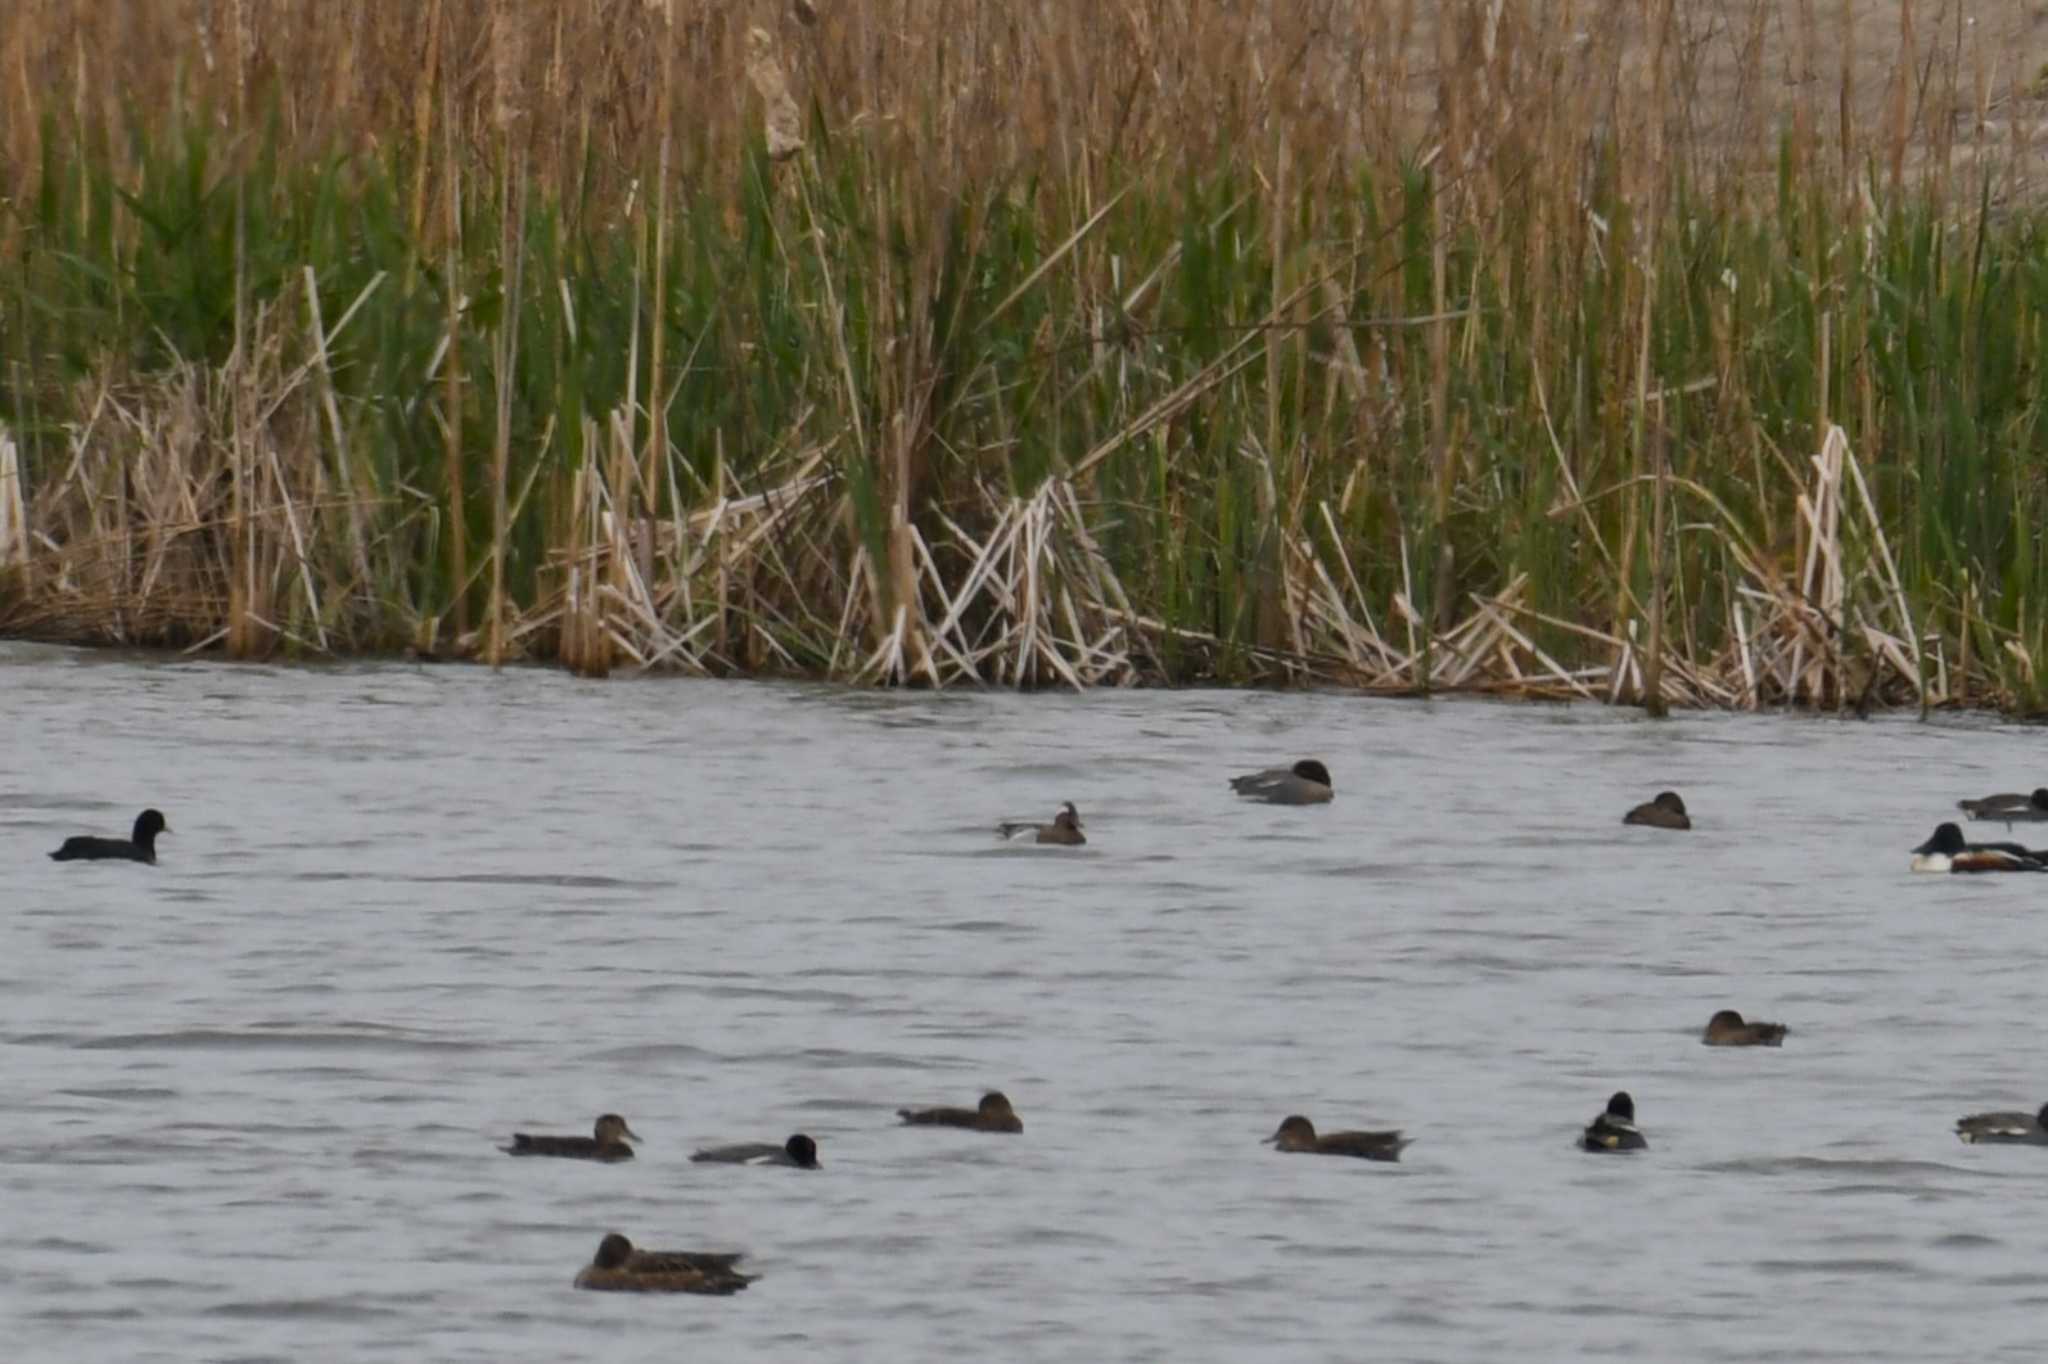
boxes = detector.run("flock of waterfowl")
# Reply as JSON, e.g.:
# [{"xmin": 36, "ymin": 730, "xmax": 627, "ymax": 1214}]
[
  {"xmin": 41, "ymin": 762, "xmax": 2048, "ymax": 1295},
  {"xmin": 493, "ymin": 1098, "xmax": 1012, "ymax": 1291}
]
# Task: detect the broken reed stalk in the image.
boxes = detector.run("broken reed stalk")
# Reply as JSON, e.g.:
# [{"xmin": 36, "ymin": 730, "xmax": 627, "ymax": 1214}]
[
  {"xmin": 642, "ymin": 0, "xmax": 674, "ymax": 591},
  {"xmin": 225, "ymin": 0, "xmax": 254, "ymax": 659},
  {"xmin": 1644, "ymin": 422, "xmax": 1669, "ymax": 719},
  {"xmin": 487, "ymin": 0, "xmax": 526, "ymax": 669},
  {"xmin": 441, "ymin": 0, "xmax": 468, "ymax": 645}
]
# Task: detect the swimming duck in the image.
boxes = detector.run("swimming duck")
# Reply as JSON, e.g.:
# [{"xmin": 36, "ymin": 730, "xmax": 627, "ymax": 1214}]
[
  {"xmin": 1262, "ymin": 1113, "xmax": 1410, "ymax": 1162},
  {"xmin": 1910, "ymin": 823, "xmax": 2047, "ymax": 873},
  {"xmin": 49, "ymin": 808, "xmax": 169, "ymax": 864},
  {"xmin": 1958, "ymin": 788, "xmax": 2048, "ymax": 823},
  {"xmin": 896, "ymin": 1091, "xmax": 1023, "ymax": 1133},
  {"xmin": 689, "ymin": 1133, "xmax": 820, "ymax": 1169},
  {"xmin": 1229, "ymin": 761, "xmax": 1334, "ymax": 805},
  {"xmin": 1701, "ymin": 1009, "xmax": 1787, "ymax": 1047},
  {"xmin": 1955, "ymin": 1102, "xmax": 2048, "ymax": 1146},
  {"xmin": 573, "ymin": 1232, "xmax": 756, "ymax": 1294},
  {"xmin": 1622, "ymin": 791, "xmax": 1690, "ymax": 830},
  {"xmin": 1581, "ymin": 1092, "xmax": 1646, "ymax": 1152},
  {"xmin": 502, "ymin": 1113, "xmax": 640, "ymax": 1161},
  {"xmin": 996, "ymin": 803, "xmax": 1085, "ymax": 846}
]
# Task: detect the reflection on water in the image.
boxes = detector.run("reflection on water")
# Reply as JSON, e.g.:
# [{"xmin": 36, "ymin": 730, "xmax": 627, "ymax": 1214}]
[{"xmin": 3, "ymin": 641, "xmax": 2045, "ymax": 1360}]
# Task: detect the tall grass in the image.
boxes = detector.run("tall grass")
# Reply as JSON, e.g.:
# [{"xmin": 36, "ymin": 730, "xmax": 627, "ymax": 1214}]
[{"xmin": 3, "ymin": 2, "xmax": 2048, "ymax": 707}]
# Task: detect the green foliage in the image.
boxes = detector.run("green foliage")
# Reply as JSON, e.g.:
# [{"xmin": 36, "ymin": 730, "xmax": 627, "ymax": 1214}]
[{"xmin": 7, "ymin": 111, "xmax": 2048, "ymax": 704}]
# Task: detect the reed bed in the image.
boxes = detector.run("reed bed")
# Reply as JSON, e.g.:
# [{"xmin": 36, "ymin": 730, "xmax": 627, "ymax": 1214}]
[{"xmin": 5, "ymin": 1, "xmax": 2048, "ymax": 709}]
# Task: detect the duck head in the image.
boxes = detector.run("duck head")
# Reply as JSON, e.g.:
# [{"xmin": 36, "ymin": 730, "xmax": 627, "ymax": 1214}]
[
  {"xmin": 1914, "ymin": 823, "xmax": 1967, "ymax": 856},
  {"xmin": 592, "ymin": 1232, "xmax": 635, "ymax": 1269}
]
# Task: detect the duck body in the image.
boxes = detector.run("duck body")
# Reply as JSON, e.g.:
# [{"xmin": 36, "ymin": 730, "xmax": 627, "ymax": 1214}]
[
  {"xmin": 1955, "ymin": 1102, "xmax": 2048, "ymax": 1146},
  {"xmin": 997, "ymin": 803, "xmax": 1085, "ymax": 846},
  {"xmin": 690, "ymin": 1133, "xmax": 820, "ymax": 1169},
  {"xmin": 574, "ymin": 1233, "xmax": 755, "ymax": 1294},
  {"xmin": 503, "ymin": 1113, "xmax": 639, "ymax": 1161},
  {"xmin": 897, "ymin": 1091, "xmax": 1023, "ymax": 1133},
  {"xmin": 1229, "ymin": 761, "xmax": 1334, "ymax": 805},
  {"xmin": 1701, "ymin": 1010, "xmax": 1788, "ymax": 1047},
  {"xmin": 1263, "ymin": 1114, "xmax": 1409, "ymax": 1162},
  {"xmin": 1910, "ymin": 823, "xmax": 2047, "ymax": 873},
  {"xmin": 1958, "ymin": 788, "xmax": 2048, "ymax": 824},
  {"xmin": 1581, "ymin": 1092, "xmax": 1647, "ymax": 1152},
  {"xmin": 49, "ymin": 808, "xmax": 169, "ymax": 864},
  {"xmin": 1622, "ymin": 792, "xmax": 1690, "ymax": 830}
]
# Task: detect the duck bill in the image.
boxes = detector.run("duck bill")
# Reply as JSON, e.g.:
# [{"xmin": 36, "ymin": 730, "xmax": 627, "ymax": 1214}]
[
  {"xmin": 623, "ymin": 1125, "xmax": 644, "ymax": 1141},
  {"xmin": 1911, "ymin": 835, "xmax": 1941, "ymax": 855},
  {"xmin": 1259, "ymin": 1132, "xmax": 1281, "ymax": 1145}
]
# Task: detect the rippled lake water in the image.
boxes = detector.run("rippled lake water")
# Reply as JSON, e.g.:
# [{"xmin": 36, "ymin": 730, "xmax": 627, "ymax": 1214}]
[{"xmin": 7, "ymin": 640, "xmax": 2048, "ymax": 1361}]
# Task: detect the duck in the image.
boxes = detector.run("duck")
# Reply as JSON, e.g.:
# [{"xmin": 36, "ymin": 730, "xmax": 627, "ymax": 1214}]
[
  {"xmin": 689, "ymin": 1133, "xmax": 820, "ymax": 1169},
  {"xmin": 1229, "ymin": 760, "xmax": 1334, "ymax": 805},
  {"xmin": 1955, "ymin": 1102, "xmax": 2048, "ymax": 1146},
  {"xmin": 502, "ymin": 1113, "xmax": 640, "ymax": 1161},
  {"xmin": 1958, "ymin": 788, "xmax": 2048, "ymax": 823},
  {"xmin": 1910, "ymin": 823, "xmax": 2047, "ymax": 873},
  {"xmin": 1701, "ymin": 1009, "xmax": 1787, "ymax": 1047},
  {"xmin": 573, "ymin": 1232, "xmax": 756, "ymax": 1294},
  {"xmin": 996, "ymin": 802, "xmax": 1085, "ymax": 846},
  {"xmin": 1622, "ymin": 791, "xmax": 1691, "ymax": 830},
  {"xmin": 1581, "ymin": 1091, "xmax": 1646, "ymax": 1152},
  {"xmin": 1262, "ymin": 1113, "xmax": 1410, "ymax": 1162},
  {"xmin": 49, "ymin": 808, "xmax": 170, "ymax": 864},
  {"xmin": 896, "ymin": 1091, "xmax": 1023, "ymax": 1133}
]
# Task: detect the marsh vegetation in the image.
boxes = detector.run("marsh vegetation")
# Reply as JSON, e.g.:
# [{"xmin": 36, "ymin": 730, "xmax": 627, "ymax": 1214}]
[{"xmin": 3, "ymin": 2, "xmax": 2047, "ymax": 708}]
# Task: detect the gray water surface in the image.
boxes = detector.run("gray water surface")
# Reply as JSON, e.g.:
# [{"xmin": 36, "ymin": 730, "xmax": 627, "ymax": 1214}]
[{"xmin": 5, "ymin": 641, "xmax": 2047, "ymax": 1362}]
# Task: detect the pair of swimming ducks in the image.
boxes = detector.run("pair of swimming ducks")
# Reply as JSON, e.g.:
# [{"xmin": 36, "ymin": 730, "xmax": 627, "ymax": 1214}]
[
  {"xmin": 998, "ymin": 760, "xmax": 1338, "ymax": 846},
  {"xmin": 1621, "ymin": 788, "xmax": 2048, "ymax": 874},
  {"xmin": 1583, "ymin": 1093, "xmax": 2048, "ymax": 1154},
  {"xmin": 1577, "ymin": 1009, "xmax": 1791, "ymax": 1151},
  {"xmin": 1903, "ymin": 787, "xmax": 2048, "ymax": 872}
]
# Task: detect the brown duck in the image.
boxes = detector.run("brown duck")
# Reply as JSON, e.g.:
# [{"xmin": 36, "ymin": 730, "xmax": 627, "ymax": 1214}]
[
  {"xmin": 1263, "ymin": 1114, "xmax": 1410, "ymax": 1162},
  {"xmin": 897, "ymin": 1091, "xmax": 1023, "ymax": 1133},
  {"xmin": 502, "ymin": 1113, "xmax": 640, "ymax": 1161},
  {"xmin": 573, "ymin": 1232, "xmax": 755, "ymax": 1294},
  {"xmin": 1701, "ymin": 1009, "xmax": 1787, "ymax": 1047},
  {"xmin": 1622, "ymin": 791, "xmax": 1691, "ymax": 829}
]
